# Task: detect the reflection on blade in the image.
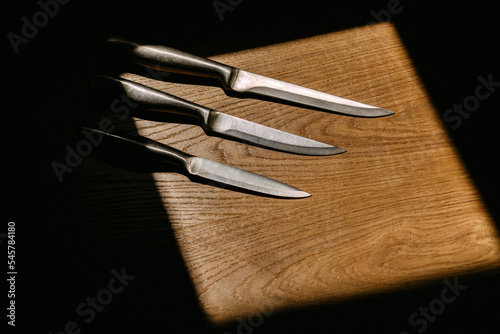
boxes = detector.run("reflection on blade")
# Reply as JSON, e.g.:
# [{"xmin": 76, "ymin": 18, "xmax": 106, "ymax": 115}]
[
  {"xmin": 186, "ymin": 157, "xmax": 310, "ymax": 198},
  {"xmin": 230, "ymin": 70, "xmax": 394, "ymax": 117},
  {"xmin": 207, "ymin": 111, "xmax": 345, "ymax": 155}
]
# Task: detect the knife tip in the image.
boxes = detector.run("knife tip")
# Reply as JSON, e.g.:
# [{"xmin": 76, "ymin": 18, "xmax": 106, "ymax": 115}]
[
  {"xmin": 348, "ymin": 106, "xmax": 395, "ymax": 118},
  {"xmin": 292, "ymin": 190, "xmax": 311, "ymax": 198},
  {"xmin": 373, "ymin": 108, "xmax": 395, "ymax": 117},
  {"xmin": 316, "ymin": 145, "xmax": 346, "ymax": 156},
  {"xmin": 334, "ymin": 147, "xmax": 347, "ymax": 155},
  {"xmin": 383, "ymin": 108, "xmax": 396, "ymax": 116},
  {"xmin": 279, "ymin": 185, "xmax": 310, "ymax": 199}
]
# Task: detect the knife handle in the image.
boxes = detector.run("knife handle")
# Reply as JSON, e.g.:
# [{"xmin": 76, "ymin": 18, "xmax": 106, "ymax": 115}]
[
  {"xmin": 107, "ymin": 38, "xmax": 234, "ymax": 87},
  {"xmin": 84, "ymin": 127, "xmax": 192, "ymax": 168},
  {"xmin": 91, "ymin": 75, "xmax": 212, "ymax": 125}
]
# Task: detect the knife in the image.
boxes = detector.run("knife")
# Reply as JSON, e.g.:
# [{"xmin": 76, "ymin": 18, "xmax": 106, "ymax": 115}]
[
  {"xmin": 106, "ymin": 38, "xmax": 394, "ymax": 117},
  {"xmin": 91, "ymin": 75, "xmax": 345, "ymax": 156},
  {"xmin": 84, "ymin": 127, "xmax": 310, "ymax": 198}
]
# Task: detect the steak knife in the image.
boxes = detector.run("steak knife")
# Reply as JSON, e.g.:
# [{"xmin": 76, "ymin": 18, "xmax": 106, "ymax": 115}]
[
  {"xmin": 107, "ymin": 38, "xmax": 394, "ymax": 117},
  {"xmin": 92, "ymin": 75, "xmax": 345, "ymax": 156},
  {"xmin": 85, "ymin": 127, "xmax": 310, "ymax": 198}
]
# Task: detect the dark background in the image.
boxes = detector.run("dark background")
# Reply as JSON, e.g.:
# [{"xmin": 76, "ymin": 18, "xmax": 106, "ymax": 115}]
[{"xmin": 5, "ymin": 0, "xmax": 500, "ymax": 333}]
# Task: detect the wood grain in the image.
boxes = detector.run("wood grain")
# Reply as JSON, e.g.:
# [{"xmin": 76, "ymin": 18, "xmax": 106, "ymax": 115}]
[{"xmin": 112, "ymin": 23, "xmax": 500, "ymax": 323}]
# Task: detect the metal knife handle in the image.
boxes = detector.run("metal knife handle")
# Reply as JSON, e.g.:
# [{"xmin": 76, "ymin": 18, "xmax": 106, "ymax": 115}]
[
  {"xmin": 107, "ymin": 38, "xmax": 234, "ymax": 87},
  {"xmin": 91, "ymin": 75, "xmax": 212, "ymax": 125},
  {"xmin": 84, "ymin": 127, "xmax": 192, "ymax": 168}
]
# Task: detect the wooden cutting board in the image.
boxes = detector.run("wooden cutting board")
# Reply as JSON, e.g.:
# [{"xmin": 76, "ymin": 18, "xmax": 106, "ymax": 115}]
[{"xmin": 118, "ymin": 23, "xmax": 500, "ymax": 323}]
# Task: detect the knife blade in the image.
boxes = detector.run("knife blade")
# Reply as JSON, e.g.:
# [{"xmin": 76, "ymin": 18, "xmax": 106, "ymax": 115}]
[
  {"xmin": 229, "ymin": 70, "xmax": 394, "ymax": 117},
  {"xmin": 84, "ymin": 127, "xmax": 310, "ymax": 198},
  {"xmin": 92, "ymin": 75, "xmax": 345, "ymax": 156},
  {"xmin": 107, "ymin": 38, "xmax": 394, "ymax": 117}
]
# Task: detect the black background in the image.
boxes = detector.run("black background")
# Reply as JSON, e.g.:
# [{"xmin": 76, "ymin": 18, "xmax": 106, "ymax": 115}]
[{"xmin": 5, "ymin": 0, "xmax": 500, "ymax": 333}]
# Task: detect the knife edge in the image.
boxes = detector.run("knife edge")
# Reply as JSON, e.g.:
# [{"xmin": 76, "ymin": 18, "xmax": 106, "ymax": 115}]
[{"xmin": 206, "ymin": 111, "xmax": 346, "ymax": 156}]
